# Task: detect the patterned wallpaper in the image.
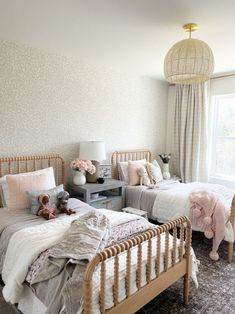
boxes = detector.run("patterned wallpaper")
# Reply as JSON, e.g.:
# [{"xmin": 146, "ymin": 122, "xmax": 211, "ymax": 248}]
[{"xmin": 0, "ymin": 39, "xmax": 168, "ymax": 182}]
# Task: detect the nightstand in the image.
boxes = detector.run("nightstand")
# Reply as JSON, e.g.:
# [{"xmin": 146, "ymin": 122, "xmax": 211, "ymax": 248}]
[{"xmin": 68, "ymin": 179, "xmax": 125, "ymax": 211}]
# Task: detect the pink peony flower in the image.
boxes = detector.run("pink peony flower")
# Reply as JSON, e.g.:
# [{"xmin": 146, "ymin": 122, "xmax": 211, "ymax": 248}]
[{"xmin": 70, "ymin": 159, "xmax": 96, "ymax": 174}]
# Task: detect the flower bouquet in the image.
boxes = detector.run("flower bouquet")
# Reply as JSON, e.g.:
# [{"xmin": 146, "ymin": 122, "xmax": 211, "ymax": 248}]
[
  {"xmin": 158, "ymin": 153, "xmax": 171, "ymax": 180},
  {"xmin": 159, "ymin": 153, "xmax": 171, "ymax": 164},
  {"xmin": 70, "ymin": 159, "xmax": 96, "ymax": 185},
  {"xmin": 70, "ymin": 159, "xmax": 96, "ymax": 174}
]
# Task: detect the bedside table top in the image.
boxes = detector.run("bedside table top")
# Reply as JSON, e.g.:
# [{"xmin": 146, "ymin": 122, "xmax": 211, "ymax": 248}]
[{"xmin": 69, "ymin": 179, "xmax": 125, "ymax": 193}]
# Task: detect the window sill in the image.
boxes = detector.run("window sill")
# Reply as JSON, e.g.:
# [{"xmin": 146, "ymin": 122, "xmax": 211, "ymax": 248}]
[{"xmin": 209, "ymin": 176, "xmax": 235, "ymax": 189}]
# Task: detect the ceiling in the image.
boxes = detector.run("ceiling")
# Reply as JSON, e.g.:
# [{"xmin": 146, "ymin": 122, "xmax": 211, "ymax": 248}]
[{"xmin": 0, "ymin": 0, "xmax": 235, "ymax": 79}]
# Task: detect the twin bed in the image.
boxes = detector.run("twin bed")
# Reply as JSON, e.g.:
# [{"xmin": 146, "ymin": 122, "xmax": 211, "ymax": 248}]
[
  {"xmin": 111, "ymin": 149, "xmax": 235, "ymax": 263},
  {"xmin": 0, "ymin": 154, "xmax": 196, "ymax": 314}
]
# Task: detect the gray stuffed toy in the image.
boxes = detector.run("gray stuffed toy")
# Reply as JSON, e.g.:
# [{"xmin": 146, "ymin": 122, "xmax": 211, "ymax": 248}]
[{"xmin": 57, "ymin": 191, "xmax": 75, "ymax": 215}]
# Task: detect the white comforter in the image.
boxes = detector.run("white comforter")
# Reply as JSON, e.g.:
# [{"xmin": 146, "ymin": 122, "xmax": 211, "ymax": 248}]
[
  {"xmin": 2, "ymin": 199, "xmax": 147, "ymax": 304},
  {"xmin": 152, "ymin": 182, "xmax": 234, "ymax": 242}
]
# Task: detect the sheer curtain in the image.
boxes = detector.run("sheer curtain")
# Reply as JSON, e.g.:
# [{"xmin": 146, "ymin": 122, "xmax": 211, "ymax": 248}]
[{"xmin": 166, "ymin": 83, "xmax": 209, "ymax": 183}]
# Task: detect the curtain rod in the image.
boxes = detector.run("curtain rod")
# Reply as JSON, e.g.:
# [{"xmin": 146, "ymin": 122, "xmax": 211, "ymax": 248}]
[
  {"xmin": 211, "ymin": 73, "xmax": 235, "ymax": 80},
  {"xmin": 169, "ymin": 73, "xmax": 235, "ymax": 85}
]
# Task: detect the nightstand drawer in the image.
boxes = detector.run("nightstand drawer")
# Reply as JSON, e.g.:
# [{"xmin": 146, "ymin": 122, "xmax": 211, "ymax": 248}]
[{"xmin": 92, "ymin": 196, "xmax": 122, "ymax": 211}]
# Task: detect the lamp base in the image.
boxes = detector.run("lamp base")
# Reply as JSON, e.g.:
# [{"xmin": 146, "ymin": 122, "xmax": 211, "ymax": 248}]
[{"xmin": 86, "ymin": 160, "xmax": 100, "ymax": 183}]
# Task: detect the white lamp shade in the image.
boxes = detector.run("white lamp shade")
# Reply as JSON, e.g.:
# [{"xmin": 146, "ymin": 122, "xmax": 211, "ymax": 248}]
[{"xmin": 79, "ymin": 141, "xmax": 106, "ymax": 161}]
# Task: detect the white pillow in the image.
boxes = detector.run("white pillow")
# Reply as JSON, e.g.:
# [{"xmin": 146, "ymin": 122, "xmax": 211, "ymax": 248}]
[
  {"xmin": 118, "ymin": 159, "xmax": 146, "ymax": 184},
  {"xmin": 146, "ymin": 160, "xmax": 163, "ymax": 184},
  {"xmin": 0, "ymin": 167, "xmax": 56, "ymax": 208}
]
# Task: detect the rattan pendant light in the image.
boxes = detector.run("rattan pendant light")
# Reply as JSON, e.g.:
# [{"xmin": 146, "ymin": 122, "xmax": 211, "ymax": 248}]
[{"xmin": 164, "ymin": 23, "xmax": 214, "ymax": 84}]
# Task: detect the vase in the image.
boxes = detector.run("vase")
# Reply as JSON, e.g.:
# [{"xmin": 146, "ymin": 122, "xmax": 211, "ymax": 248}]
[
  {"xmin": 73, "ymin": 171, "xmax": 86, "ymax": 185},
  {"xmin": 162, "ymin": 163, "xmax": 171, "ymax": 180}
]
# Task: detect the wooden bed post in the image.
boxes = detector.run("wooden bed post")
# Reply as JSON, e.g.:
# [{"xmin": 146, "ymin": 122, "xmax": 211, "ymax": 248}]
[
  {"xmin": 228, "ymin": 195, "xmax": 235, "ymax": 263},
  {"xmin": 83, "ymin": 255, "xmax": 101, "ymax": 314},
  {"xmin": 183, "ymin": 219, "xmax": 192, "ymax": 305},
  {"xmin": 83, "ymin": 217, "xmax": 192, "ymax": 314}
]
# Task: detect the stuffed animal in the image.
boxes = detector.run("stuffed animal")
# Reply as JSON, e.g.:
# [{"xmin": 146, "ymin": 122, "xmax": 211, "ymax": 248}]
[
  {"xmin": 138, "ymin": 166, "xmax": 151, "ymax": 186},
  {"xmin": 57, "ymin": 191, "xmax": 75, "ymax": 215},
  {"xmin": 37, "ymin": 194, "xmax": 57, "ymax": 220}
]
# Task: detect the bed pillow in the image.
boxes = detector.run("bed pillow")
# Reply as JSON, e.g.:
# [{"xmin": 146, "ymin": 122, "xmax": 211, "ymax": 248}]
[
  {"xmin": 27, "ymin": 184, "xmax": 64, "ymax": 215},
  {"xmin": 6, "ymin": 173, "xmax": 53, "ymax": 210},
  {"xmin": 0, "ymin": 167, "xmax": 56, "ymax": 208},
  {"xmin": 0, "ymin": 178, "xmax": 8, "ymax": 207},
  {"xmin": 128, "ymin": 160, "xmax": 147, "ymax": 186},
  {"xmin": 118, "ymin": 159, "xmax": 146, "ymax": 184},
  {"xmin": 146, "ymin": 160, "xmax": 163, "ymax": 184}
]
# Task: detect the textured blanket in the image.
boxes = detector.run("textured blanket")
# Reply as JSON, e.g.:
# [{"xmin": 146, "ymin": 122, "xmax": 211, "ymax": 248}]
[
  {"xmin": 1, "ymin": 200, "xmax": 150, "ymax": 305},
  {"xmin": 189, "ymin": 190, "xmax": 226, "ymax": 261},
  {"xmin": 31, "ymin": 211, "xmax": 110, "ymax": 314}
]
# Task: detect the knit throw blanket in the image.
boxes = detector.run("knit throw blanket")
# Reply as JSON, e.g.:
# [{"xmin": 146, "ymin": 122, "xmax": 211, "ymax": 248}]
[
  {"xmin": 31, "ymin": 210, "xmax": 110, "ymax": 314},
  {"xmin": 189, "ymin": 190, "xmax": 226, "ymax": 261}
]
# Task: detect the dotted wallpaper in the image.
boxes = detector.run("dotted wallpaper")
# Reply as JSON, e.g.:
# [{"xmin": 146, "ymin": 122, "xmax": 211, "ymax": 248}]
[{"xmin": 0, "ymin": 39, "xmax": 168, "ymax": 183}]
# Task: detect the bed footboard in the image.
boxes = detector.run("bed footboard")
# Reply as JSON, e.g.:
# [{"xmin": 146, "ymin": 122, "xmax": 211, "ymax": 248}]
[
  {"xmin": 228, "ymin": 195, "xmax": 235, "ymax": 263},
  {"xmin": 83, "ymin": 216, "xmax": 192, "ymax": 314}
]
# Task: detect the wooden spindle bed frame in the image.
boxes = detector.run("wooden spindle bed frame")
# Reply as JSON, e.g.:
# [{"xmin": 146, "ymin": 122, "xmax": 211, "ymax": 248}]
[
  {"xmin": 83, "ymin": 216, "xmax": 192, "ymax": 314},
  {"xmin": 0, "ymin": 154, "xmax": 193, "ymax": 313},
  {"xmin": 111, "ymin": 149, "xmax": 235, "ymax": 264}
]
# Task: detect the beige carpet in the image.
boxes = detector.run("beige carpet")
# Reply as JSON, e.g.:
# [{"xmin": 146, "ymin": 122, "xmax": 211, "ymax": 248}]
[{"xmin": 0, "ymin": 232, "xmax": 234, "ymax": 314}]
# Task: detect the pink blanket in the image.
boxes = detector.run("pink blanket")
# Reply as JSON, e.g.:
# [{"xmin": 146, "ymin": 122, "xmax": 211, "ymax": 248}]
[{"xmin": 189, "ymin": 190, "xmax": 225, "ymax": 261}]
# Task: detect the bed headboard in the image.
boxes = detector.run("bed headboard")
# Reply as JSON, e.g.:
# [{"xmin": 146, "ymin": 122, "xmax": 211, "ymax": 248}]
[
  {"xmin": 0, "ymin": 154, "xmax": 64, "ymax": 206},
  {"xmin": 111, "ymin": 149, "xmax": 152, "ymax": 180}
]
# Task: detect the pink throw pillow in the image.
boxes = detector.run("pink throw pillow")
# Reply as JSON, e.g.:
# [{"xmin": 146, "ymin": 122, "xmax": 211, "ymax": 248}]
[
  {"xmin": 128, "ymin": 161, "xmax": 146, "ymax": 186},
  {"xmin": 6, "ymin": 173, "xmax": 51, "ymax": 210}
]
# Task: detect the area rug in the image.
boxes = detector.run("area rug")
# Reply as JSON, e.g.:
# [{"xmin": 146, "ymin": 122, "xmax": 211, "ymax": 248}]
[
  {"xmin": 0, "ymin": 232, "xmax": 234, "ymax": 313},
  {"xmin": 137, "ymin": 231, "xmax": 235, "ymax": 314}
]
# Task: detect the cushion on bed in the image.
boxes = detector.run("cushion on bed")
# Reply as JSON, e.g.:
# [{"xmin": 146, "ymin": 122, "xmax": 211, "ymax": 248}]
[
  {"xmin": 0, "ymin": 178, "xmax": 8, "ymax": 207},
  {"xmin": 146, "ymin": 160, "xmax": 163, "ymax": 184},
  {"xmin": 6, "ymin": 173, "xmax": 54, "ymax": 210},
  {"xmin": 118, "ymin": 159, "xmax": 146, "ymax": 184},
  {"xmin": 0, "ymin": 167, "xmax": 56, "ymax": 208},
  {"xmin": 27, "ymin": 184, "xmax": 64, "ymax": 214},
  {"xmin": 128, "ymin": 160, "xmax": 147, "ymax": 186}
]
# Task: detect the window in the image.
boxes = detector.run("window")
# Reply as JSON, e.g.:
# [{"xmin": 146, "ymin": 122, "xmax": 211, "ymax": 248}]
[{"xmin": 210, "ymin": 94, "xmax": 235, "ymax": 182}]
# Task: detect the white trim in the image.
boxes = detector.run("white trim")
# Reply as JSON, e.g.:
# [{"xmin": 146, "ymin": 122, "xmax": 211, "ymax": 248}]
[{"xmin": 209, "ymin": 94, "xmax": 235, "ymax": 183}]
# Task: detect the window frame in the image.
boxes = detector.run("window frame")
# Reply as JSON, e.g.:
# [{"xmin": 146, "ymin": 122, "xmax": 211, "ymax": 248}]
[{"xmin": 209, "ymin": 93, "xmax": 235, "ymax": 183}]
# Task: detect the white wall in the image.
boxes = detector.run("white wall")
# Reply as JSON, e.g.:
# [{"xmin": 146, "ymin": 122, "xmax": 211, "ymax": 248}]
[
  {"xmin": 0, "ymin": 39, "xmax": 168, "ymax": 181},
  {"xmin": 210, "ymin": 75, "xmax": 235, "ymax": 95}
]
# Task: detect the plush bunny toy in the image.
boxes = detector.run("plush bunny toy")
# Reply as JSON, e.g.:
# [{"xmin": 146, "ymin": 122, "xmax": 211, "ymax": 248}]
[
  {"xmin": 138, "ymin": 166, "xmax": 151, "ymax": 186},
  {"xmin": 37, "ymin": 194, "xmax": 57, "ymax": 220},
  {"xmin": 57, "ymin": 191, "xmax": 75, "ymax": 215}
]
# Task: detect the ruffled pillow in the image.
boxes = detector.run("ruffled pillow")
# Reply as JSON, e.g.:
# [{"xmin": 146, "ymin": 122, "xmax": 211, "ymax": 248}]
[{"xmin": 146, "ymin": 160, "xmax": 163, "ymax": 184}]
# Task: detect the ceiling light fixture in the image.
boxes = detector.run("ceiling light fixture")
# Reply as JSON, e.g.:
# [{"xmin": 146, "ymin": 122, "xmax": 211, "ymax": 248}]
[{"xmin": 164, "ymin": 23, "xmax": 214, "ymax": 84}]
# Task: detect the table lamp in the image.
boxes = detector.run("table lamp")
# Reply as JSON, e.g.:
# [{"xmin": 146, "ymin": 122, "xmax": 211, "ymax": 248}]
[{"xmin": 79, "ymin": 141, "xmax": 106, "ymax": 183}]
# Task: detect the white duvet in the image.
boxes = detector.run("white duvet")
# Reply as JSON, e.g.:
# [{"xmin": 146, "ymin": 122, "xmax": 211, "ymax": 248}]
[
  {"xmin": 2, "ymin": 199, "xmax": 149, "ymax": 304},
  {"xmin": 152, "ymin": 182, "xmax": 234, "ymax": 242}
]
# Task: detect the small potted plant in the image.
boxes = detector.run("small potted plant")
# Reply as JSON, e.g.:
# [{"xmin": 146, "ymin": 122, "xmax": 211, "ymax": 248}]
[
  {"xmin": 70, "ymin": 159, "xmax": 96, "ymax": 185},
  {"xmin": 159, "ymin": 153, "xmax": 171, "ymax": 180}
]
